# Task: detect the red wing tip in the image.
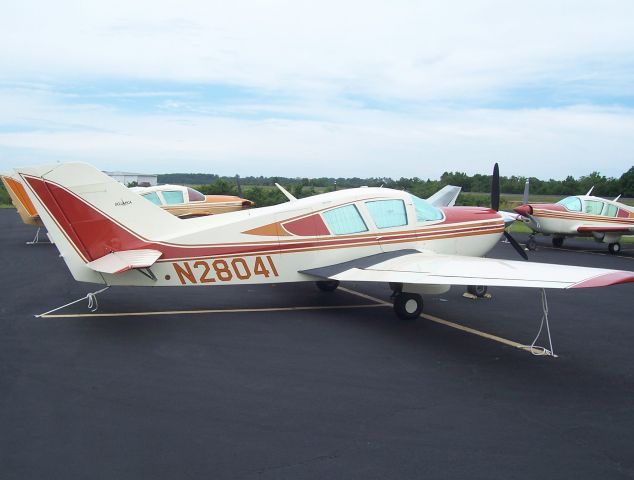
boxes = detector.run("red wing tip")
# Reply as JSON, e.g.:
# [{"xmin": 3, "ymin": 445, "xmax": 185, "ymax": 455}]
[{"xmin": 571, "ymin": 271, "xmax": 634, "ymax": 289}]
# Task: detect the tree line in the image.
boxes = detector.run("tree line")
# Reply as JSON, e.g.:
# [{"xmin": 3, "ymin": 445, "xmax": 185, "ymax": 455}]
[
  {"xmin": 158, "ymin": 166, "xmax": 634, "ymax": 207},
  {"xmin": 1, "ymin": 166, "xmax": 632, "ymax": 208}
]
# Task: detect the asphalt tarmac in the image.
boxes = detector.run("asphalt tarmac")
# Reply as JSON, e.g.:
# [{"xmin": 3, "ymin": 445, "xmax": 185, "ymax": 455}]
[{"xmin": 1, "ymin": 208, "xmax": 634, "ymax": 480}]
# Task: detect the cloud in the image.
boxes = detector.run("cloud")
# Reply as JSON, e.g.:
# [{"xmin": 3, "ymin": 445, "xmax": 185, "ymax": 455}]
[{"xmin": 1, "ymin": 1, "xmax": 633, "ymax": 177}]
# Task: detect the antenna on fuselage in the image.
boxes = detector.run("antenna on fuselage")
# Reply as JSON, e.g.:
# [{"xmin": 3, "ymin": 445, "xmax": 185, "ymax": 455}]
[
  {"xmin": 586, "ymin": 186, "xmax": 594, "ymax": 196},
  {"xmin": 614, "ymin": 194, "xmax": 622, "ymax": 202},
  {"xmin": 275, "ymin": 183, "xmax": 297, "ymax": 202}
]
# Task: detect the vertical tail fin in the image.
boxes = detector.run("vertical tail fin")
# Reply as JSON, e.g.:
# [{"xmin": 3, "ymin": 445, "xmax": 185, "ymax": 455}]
[{"xmin": 15, "ymin": 162, "xmax": 182, "ymax": 283}]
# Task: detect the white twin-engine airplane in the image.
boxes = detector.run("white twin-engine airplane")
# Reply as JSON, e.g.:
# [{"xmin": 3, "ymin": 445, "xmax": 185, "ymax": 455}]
[
  {"xmin": 15, "ymin": 162, "xmax": 634, "ymax": 320},
  {"xmin": 514, "ymin": 190, "xmax": 634, "ymax": 254}
]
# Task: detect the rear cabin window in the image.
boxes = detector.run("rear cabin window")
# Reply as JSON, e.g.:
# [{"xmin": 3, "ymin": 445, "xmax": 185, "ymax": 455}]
[
  {"xmin": 411, "ymin": 195, "xmax": 443, "ymax": 222},
  {"xmin": 322, "ymin": 205, "xmax": 368, "ymax": 235},
  {"xmin": 557, "ymin": 196, "xmax": 582, "ymax": 212},
  {"xmin": 365, "ymin": 199, "xmax": 408, "ymax": 228},
  {"xmin": 584, "ymin": 200, "xmax": 604, "ymax": 215},
  {"xmin": 162, "ymin": 190, "xmax": 185, "ymax": 205},
  {"xmin": 141, "ymin": 192, "xmax": 162, "ymax": 206},
  {"xmin": 187, "ymin": 187, "xmax": 205, "ymax": 202}
]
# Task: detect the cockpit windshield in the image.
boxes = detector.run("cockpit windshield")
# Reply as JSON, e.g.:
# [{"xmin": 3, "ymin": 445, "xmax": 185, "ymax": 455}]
[
  {"xmin": 410, "ymin": 195, "xmax": 443, "ymax": 222},
  {"xmin": 557, "ymin": 196, "xmax": 582, "ymax": 212}
]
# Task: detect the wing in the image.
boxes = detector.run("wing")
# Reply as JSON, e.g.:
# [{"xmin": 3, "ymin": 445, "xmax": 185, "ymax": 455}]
[{"xmin": 301, "ymin": 250, "xmax": 634, "ymax": 289}]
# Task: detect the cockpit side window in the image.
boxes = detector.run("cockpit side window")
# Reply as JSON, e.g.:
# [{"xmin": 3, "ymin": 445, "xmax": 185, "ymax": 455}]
[
  {"xmin": 162, "ymin": 190, "xmax": 185, "ymax": 205},
  {"xmin": 322, "ymin": 204, "xmax": 368, "ymax": 235},
  {"xmin": 584, "ymin": 200, "xmax": 604, "ymax": 215},
  {"xmin": 410, "ymin": 195, "xmax": 443, "ymax": 222},
  {"xmin": 365, "ymin": 200, "xmax": 407, "ymax": 228},
  {"xmin": 557, "ymin": 196, "xmax": 582, "ymax": 212},
  {"xmin": 603, "ymin": 204, "xmax": 618, "ymax": 217},
  {"xmin": 141, "ymin": 192, "xmax": 162, "ymax": 206}
]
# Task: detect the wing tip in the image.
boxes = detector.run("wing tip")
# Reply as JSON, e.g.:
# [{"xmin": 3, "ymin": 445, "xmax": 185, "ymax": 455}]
[{"xmin": 570, "ymin": 271, "xmax": 634, "ymax": 289}]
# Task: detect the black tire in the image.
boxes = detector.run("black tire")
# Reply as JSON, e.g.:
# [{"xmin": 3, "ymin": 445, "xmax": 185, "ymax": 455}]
[
  {"xmin": 393, "ymin": 292, "xmax": 423, "ymax": 320},
  {"xmin": 467, "ymin": 285, "xmax": 488, "ymax": 298},
  {"xmin": 608, "ymin": 242, "xmax": 621, "ymax": 255},
  {"xmin": 527, "ymin": 237, "xmax": 537, "ymax": 251},
  {"xmin": 316, "ymin": 280, "xmax": 340, "ymax": 292},
  {"xmin": 552, "ymin": 237, "xmax": 564, "ymax": 248}
]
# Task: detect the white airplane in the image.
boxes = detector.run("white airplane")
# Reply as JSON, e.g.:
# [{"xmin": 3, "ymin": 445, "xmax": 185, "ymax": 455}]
[
  {"xmin": 14, "ymin": 162, "xmax": 634, "ymax": 320},
  {"xmin": 514, "ymin": 188, "xmax": 634, "ymax": 254}
]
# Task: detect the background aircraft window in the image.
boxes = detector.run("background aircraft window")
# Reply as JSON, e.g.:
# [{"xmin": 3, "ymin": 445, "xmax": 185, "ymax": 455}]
[
  {"xmin": 366, "ymin": 200, "xmax": 407, "ymax": 228},
  {"xmin": 141, "ymin": 192, "xmax": 162, "ymax": 206},
  {"xmin": 187, "ymin": 187, "xmax": 205, "ymax": 202},
  {"xmin": 584, "ymin": 200, "xmax": 603, "ymax": 215},
  {"xmin": 603, "ymin": 204, "xmax": 618, "ymax": 217},
  {"xmin": 410, "ymin": 195, "xmax": 443, "ymax": 222},
  {"xmin": 162, "ymin": 190, "xmax": 185, "ymax": 205},
  {"xmin": 322, "ymin": 205, "xmax": 368, "ymax": 235},
  {"xmin": 557, "ymin": 196, "xmax": 582, "ymax": 212}
]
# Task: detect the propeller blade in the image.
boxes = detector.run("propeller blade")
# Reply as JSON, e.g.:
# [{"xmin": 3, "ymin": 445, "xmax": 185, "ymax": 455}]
[
  {"xmin": 491, "ymin": 163, "xmax": 500, "ymax": 212},
  {"xmin": 504, "ymin": 231, "xmax": 528, "ymax": 260}
]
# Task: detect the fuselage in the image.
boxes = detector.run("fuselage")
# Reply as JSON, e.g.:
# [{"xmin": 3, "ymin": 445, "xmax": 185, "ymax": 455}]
[{"xmin": 21, "ymin": 170, "xmax": 505, "ymax": 288}]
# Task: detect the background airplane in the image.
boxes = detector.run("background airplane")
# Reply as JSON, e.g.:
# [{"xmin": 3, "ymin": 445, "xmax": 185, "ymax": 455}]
[
  {"xmin": 130, "ymin": 184, "xmax": 255, "ymax": 218},
  {"xmin": 13, "ymin": 162, "xmax": 634, "ymax": 321},
  {"xmin": 514, "ymin": 188, "xmax": 634, "ymax": 254},
  {"xmin": 1, "ymin": 173, "xmax": 49, "ymax": 244}
]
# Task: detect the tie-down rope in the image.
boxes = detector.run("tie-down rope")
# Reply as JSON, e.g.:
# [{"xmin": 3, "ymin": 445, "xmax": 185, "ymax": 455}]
[
  {"xmin": 35, "ymin": 286, "xmax": 110, "ymax": 318},
  {"xmin": 527, "ymin": 288, "xmax": 557, "ymax": 357}
]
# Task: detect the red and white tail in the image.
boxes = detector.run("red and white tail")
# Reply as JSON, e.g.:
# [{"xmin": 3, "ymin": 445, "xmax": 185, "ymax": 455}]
[{"xmin": 15, "ymin": 163, "xmax": 182, "ymax": 283}]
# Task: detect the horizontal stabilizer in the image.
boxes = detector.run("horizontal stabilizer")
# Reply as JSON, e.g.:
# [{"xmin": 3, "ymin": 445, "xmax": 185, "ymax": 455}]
[{"xmin": 87, "ymin": 249, "xmax": 163, "ymax": 274}]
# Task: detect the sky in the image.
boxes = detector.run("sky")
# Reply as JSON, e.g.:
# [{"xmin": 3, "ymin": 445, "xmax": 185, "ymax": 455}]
[{"xmin": 1, "ymin": 0, "xmax": 633, "ymax": 179}]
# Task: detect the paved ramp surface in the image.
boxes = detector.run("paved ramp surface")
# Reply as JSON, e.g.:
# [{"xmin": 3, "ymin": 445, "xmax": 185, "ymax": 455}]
[{"xmin": 1, "ymin": 209, "xmax": 634, "ymax": 479}]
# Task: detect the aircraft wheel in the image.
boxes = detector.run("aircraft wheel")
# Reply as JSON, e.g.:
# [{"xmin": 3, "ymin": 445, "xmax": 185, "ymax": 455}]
[
  {"xmin": 316, "ymin": 280, "xmax": 340, "ymax": 292},
  {"xmin": 467, "ymin": 285, "xmax": 488, "ymax": 298},
  {"xmin": 393, "ymin": 292, "xmax": 423, "ymax": 320},
  {"xmin": 608, "ymin": 242, "xmax": 621, "ymax": 255},
  {"xmin": 552, "ymin": 237, "xmax": 564, "ymax": 248},
  {"xmin": 527, "ymin": 236, "xmax": 537, "ymax": 251}
]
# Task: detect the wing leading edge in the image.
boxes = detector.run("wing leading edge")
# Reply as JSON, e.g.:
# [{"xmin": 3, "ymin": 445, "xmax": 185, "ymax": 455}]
[{"xmin": 301, "ymin": 250, "xmax": 634, "ymax": 289}]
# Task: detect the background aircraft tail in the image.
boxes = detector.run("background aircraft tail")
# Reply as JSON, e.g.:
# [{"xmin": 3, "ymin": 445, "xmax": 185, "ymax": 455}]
[{"xmin": 15, "ymin": 162, "xmax": 182, "ymax": 283}]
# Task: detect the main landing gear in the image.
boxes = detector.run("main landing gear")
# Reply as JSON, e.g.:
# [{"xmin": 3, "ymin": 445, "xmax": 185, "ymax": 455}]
[
  {"xmin": 393, "ymin": 292, "xmax": 424, "ymax": 320},
  {"xmin": 527, "ymin": 235, "xmax": 537, "ymax": 251},
  {"xmin": 552, "ymin": 237, "xmax": 564, "ymax": 248},
  {"xmin": 467, "ymin": 285, "xmax": 488, "ymax": 298},
  {"xmin": 608, "ymin": 242, "xmax": 622, "ymax": 255}
]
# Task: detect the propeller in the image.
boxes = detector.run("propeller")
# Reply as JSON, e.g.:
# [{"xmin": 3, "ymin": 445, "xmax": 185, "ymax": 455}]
[{"xmin": 491, "ymin": 163, "xmax": 528, "ymax": 261}]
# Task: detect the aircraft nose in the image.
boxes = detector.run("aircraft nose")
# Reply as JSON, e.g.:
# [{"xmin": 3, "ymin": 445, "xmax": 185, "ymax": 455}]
[{"xmin": 514, "ymin": 204, "xmax": 533, "ymax": 217}]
